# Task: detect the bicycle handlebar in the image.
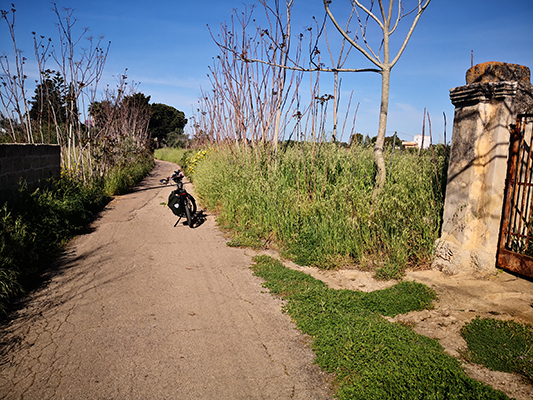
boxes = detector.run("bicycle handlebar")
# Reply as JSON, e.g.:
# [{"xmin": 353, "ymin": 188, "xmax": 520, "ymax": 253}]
[{"xmin": 160, "ymin": 170, "xmax": 184, "ymax": 185}]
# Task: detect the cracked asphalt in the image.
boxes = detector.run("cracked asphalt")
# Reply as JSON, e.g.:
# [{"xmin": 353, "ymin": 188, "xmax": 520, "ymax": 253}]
[{"xmin": 0, "ymin": 160, "xmax": 332, "ymax": 400}]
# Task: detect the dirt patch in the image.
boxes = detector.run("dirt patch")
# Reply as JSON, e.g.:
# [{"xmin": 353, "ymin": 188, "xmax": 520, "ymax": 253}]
[{"xmin": 257, "ymin": 250, "xmax": 533, "ymax": 400}]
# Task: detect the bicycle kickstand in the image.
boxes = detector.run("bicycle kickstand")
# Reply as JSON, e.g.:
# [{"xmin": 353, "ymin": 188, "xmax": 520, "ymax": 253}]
[{"xmin": 174, "ymin": 217, "xmax": 182, "ymax": 227}]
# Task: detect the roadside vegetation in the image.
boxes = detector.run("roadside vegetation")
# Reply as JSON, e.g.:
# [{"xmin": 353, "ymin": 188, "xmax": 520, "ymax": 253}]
[
  {"xmin": 154, "ymin": 147, "xmax": 189, "ymax": 168},
  {"xmin": 0, "ymin": 6, "xmax": 162, "ymax": 315},
  {"xmin": 252, "ymin": 255, "xmax": 509, "ymax": 399}
]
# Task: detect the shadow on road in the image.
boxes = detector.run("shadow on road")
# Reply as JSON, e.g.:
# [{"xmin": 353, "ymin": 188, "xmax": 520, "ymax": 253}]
[
  {"xmin": 171, "ymin": 210, "xmax": 208, "ymax": 229},
  {"xmin": 191, "ymin": 210, "xmax": 208, "ymax": 228},
  {"xmin": 130, "ymin": 184, "xmax": 167, "ymax": 193}
]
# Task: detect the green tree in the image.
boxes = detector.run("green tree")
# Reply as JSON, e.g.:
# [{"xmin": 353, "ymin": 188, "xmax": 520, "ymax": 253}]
[
  {"xmin": 384, "ymin": 134, "xmax": 403, "ymax": 149},
  {"xmin": 149, "ymin": 103, "xmax": 187, "ymax": 147},
  {"xmin": 349, "ymin": 133, "xmax": 364, "ymax": 146},
  {"xmin": 29, "ymin": 72, "xmax": 66, "ymax": 124},
  {"xmin": 123, "ymin": 92, "xmax": 151, "ymax": 111},
  {"xmin": 29, "ymin": 71, "xmax": 79, "ymax": 143},
  {"xmin": 88, "ymin": 100, "xmax": 111, "ymax": 129}
]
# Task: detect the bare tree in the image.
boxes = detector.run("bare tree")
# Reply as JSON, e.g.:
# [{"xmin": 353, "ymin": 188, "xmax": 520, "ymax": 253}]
[
  {"xmin": 205, "ymin": 0, "xmax": 368, "ymax": 153},
  {"xmin": 204, "ymin": 3, "xmax": 305, "ymax": 150},
  {"xmin": 47, "ymin": 4, "xmax": 109, "ymax": 175},
  {"xmin": 88, "ymin": 74, "xmax": 152, "ymax": 175},
  {"xmin": 323, "ymin": 0, "xmax": 431, "ymax": 193},
  {"xmin": 0, "ymin": 5, "xmax": 33, "ymax": 143}
]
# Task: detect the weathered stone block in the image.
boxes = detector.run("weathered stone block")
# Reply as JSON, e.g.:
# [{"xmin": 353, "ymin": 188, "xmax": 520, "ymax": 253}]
[
  {"xmin": 466, "ymin": 62, "xmax": 530, "ymax": 84},
  {"xmin": 434, "ymin": 62, "xmax": 533, "ymax": 275}
]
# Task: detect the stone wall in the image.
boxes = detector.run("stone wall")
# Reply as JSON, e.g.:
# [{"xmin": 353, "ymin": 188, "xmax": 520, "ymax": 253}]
[{"xmin": 0, "ymin": 144, "xmax": 61, "ymax": 195}]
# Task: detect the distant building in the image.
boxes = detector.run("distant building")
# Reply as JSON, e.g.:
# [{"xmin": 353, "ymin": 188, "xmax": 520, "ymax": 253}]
[
  {"xmin": 414, "ymin": 134, "xmax": 432, "ymax": 149},
  {"xmin": 402, "ymin": 140, "xmax": 418, "ymax": 149},
  {"xmin": 402, "ymin": 134, "xmax": 431, "ymax": 149}
]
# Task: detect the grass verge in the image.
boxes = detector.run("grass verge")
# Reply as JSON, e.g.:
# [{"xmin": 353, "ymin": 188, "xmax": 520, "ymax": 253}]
[
  {"xmin": 251, "ymin": 255, "xmax": 509, "ymax": 399},
  {"xmin": 154, "ymin": 147, "xmax": 188, "ymax": 166}
]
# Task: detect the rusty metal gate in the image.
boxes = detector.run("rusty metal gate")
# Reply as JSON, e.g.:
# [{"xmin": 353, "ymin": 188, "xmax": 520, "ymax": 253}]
[{"xmin": 498, "ymin": 114, "xmax": 533, "ymax": 277}]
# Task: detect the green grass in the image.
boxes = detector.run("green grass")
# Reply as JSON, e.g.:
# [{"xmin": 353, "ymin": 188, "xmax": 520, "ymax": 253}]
[
  {"xmin": 176, "ymin": 142, "xmax": 447, "ymax": 279},
  {"xmin": 252, "ymin": 255, "xmax": 509, "ymax": 399},
  {"xmin": 154, "ymin": 147, "xmax": 188, "ymax": 166},
  {"xmin": 461, "ymin": 317, "xmax": 533, "ymax": 383},
  {"xmin": 103, "ymin": 155, "xmax": 155, "ymax": 195},
  {"xmin": 0, "ymin": 155, "xmax": 154, "ymax": 315}
]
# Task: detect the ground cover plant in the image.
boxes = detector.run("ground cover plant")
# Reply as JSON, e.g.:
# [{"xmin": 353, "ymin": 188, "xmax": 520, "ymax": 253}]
[
  {"xmin": 252, "ymin": 255, "xmax": 509, "ymax": 399},
  {"xmin": 169, "ymin": 142, "xmax": 448, "ymax": 279},
  {"xmin": 0, "ymin": 156, "xmax": 154, "ymax": 315},
  {"xmin": 461, "ymin": 317, "xmax": 533, "ymax": 384}
]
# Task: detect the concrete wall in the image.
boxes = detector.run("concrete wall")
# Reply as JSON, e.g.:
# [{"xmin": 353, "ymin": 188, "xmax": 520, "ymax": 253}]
[{"xmin": 0, "ymin": 144, "xmax": 61, "ymax": 194}]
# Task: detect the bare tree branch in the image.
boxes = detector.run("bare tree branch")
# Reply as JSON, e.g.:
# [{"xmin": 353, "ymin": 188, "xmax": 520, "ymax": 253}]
[
  {"xmin": 324, "ymin": 1, "xmax": 383, "ymax": 68},
  {"xmin": 390, "ymin": 0, "xmax": 431, "ymax": 67}
]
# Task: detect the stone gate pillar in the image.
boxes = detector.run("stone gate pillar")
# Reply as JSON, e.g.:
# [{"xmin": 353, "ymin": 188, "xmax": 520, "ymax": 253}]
[{"xmin": 433, "ymin": 62, "xmax": 533, "ymax": 276}]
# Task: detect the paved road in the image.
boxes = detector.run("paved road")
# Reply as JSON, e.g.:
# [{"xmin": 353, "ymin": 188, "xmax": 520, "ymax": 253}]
[{"xmin": 1, "ymin": 160, "xmax": 332, "ymax": 400}]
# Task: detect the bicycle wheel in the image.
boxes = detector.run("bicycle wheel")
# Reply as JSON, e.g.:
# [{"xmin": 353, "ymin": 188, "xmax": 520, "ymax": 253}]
[
  {"xmin": 186, "ymin": 194, "xmax": 197, "ymax": 215},
  {"xmin": 185, "ymin": 200, "xmax": 192, "ymax": 227}
]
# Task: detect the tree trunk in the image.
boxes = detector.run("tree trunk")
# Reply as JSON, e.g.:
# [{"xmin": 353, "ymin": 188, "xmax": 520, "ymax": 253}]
[
  {"xmin": 373, "ymin": 66, "xmax": 390, "ymax": 196},
  {"xmin": 332, "ymin": 71, "xmax": 338, "ymax": 142}
]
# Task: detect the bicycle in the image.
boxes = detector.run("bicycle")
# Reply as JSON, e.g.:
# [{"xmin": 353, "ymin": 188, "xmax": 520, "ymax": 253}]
[{"xmin": 160, "ymin": 170, "xmax": 197, "ymax": 228}]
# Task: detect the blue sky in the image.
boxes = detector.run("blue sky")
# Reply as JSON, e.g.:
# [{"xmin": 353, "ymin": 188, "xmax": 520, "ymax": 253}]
[{"xmin": 3, "ymin": 0, "xmax": 533, "ymax": 143}]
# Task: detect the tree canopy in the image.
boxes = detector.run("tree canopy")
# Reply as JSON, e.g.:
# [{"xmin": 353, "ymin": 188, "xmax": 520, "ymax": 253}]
[
  {"xmin": 149, "ymin": 103, "xmax": 187, "ymax": 147},
  {"xmin": 29, "ymin": 71, "xmax": 80, "ymax": 125}
]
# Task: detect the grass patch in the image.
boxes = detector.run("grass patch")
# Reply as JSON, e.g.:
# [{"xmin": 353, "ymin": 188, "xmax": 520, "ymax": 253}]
[
  {"xmin": 103, "ymin": 155, "xmax": 155, "ymax": 195},
  {"xmin": 155, "ymin": 147, "xmax": 212, "ymax": 180},
  {"xmin": 461, "ymin": 317, "xmax": 533, "ymax": 383},
  {"xmin": 154, "ymin": 147, "xmax": 188, "ymax": 166},
  {"xmin": 251, "ymin": 255, "xmax": 509, "ymax": 399}
]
